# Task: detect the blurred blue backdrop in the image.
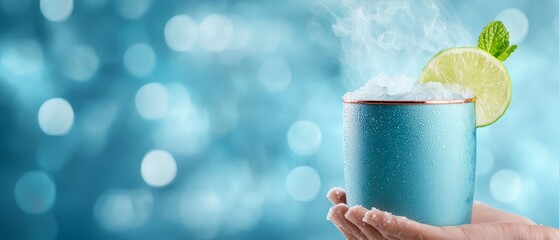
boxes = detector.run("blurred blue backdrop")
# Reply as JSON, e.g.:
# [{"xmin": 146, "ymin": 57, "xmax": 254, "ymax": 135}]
[{"xmin": 1, "ymin": 0, "xmax": 558, "ymax": 239}]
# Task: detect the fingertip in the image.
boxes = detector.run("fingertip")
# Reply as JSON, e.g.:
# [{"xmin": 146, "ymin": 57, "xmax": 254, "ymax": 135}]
[
  {"xmin": 327, "ymin": 207, "xmax": 335, "ymax": 221},
  {"xmin": 344, "ymin": 206, "xmax": 386, "ymax": 239},
  {"xmin": 335, "ymin": 202, "xmax": 349, "ymax": 210},
  {"xmin": 364, "ymin": 209, "xmax": 444, "ymax": 239},
  {"xmin": 327, "ymin": 204, "xmax": 361, "ymax": 240},
  {"xmin": 344, "ymin": 205, "xmax": 367, "ymax": 223},
  {"xmin": 362, "ymin": 209, "xmax": 395, "ymax": 239},
  {"xmin": 328, "ymin": 203, "xmax": 349, "ymax": 220},
  {"xmin": 346, "ymin": 205, "xmax": 367, "ymax": 215},
  {"xmin": 363, "ymin": 209, "xmax": 408, "ymax": 231},
  {"xmin": 327, "ymin": 187, "xmax": 347, "ymax": 205},
  {"xmin": 363, "ymin": 208, "xmax": 384, "ymax": 227},
  {"xmin": 327, "ymin": 204, "xmax": 346, "ymax": 227}
]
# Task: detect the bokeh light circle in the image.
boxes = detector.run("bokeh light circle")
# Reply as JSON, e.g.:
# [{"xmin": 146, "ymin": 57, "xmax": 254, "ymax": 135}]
[
  {"xmin": 154, "ymin": 108, "xmax": 210, "ymax": 156},
  {"xmin": 287, "ymin": 120, "xmax": 322, "ymax": 155},
  {"xmin": 1, "ymin": 39, "xmax": 43, "ymax": 76},
  {"xmin": 38, "ymin": 98, "xmax": 74, "ymax": 136},
  {"xmin": 495, "ymin": 8, "xmax": 529, "ymax": 44},
  {"xmin": 14, "ymin": 171, "xmax": 56, "ymax": 214},
  {"xmin": 115, "ymin": 0, "xmax": 151, "ymax": 19},
  {"xmin": 229, "ymin": 18, "xmax": 251, "ymax": 50},
  {"xmin": 123, "ymin": 43, "xmax": 156, "ymax": 77},
  {"xmin": 258, "ymin": 58, "xmax": 292, "ymax": 92},
  {"xmin": 165, "ymin": 15, "xmax": 198, "ymax": 52},
  {"xmin": 62, "ymin": 44, "xmax": 99, "ymax": 82},
  {"xmin": 96, "ymin": 193, "xmax": 133, "ymax": 232},
  {"xmin": 40, "ymin": 0, "xmax": 73, "ymax": 22},
  {"xmin": 199, "ymin": 14, "xmax": 234, "ymax": 52},
  {"xmin": 285, "ymin": 166, "xmax": 321, "ymax": 201},
  {"xmin": 180, "ymin": 191, "xmax": 223, "ymax": 239},
  {"xmin": 490, "ymin": 169, "xmax": 522, "ymax": 203},
  {"xmin": 135, "ymin": 82, "xmax": 168, "ymax": 120},
  {"xmin": 141, "ymin": 150, "xmax": 177, "ymax": 187},
  {"xmin": 93, "ymin": 190, "xmax": 153, "ymax": 232}
]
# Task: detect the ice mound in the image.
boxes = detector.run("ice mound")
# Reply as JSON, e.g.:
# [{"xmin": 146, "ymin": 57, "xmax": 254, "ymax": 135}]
[{"xmin": 343, "ymin": 74, "xmax": 474, "ymax": 101}]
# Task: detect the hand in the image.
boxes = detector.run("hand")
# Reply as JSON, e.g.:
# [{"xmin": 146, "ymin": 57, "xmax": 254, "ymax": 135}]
[{"xmin": 327, "ymin": 188, "xmax": 559, "ymax": 240}]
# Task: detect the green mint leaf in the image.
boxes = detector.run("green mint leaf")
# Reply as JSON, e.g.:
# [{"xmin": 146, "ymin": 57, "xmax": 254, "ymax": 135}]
[
  {"xmin": 497, "ymin": 45, "xmax": 517, "ymax": 61},
  {"xmin": 477, "ymin": 21, "xmax": 512, "ymax": 60}
]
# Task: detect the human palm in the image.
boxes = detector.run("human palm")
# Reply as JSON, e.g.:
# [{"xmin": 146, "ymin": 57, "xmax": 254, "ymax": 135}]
[{"xmin": 327, "ymin": 188, "xmax": 559, "ymax": 240}]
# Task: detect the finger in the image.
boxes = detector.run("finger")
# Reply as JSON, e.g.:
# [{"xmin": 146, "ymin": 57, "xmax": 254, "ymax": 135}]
[
  {"xmin": 328, "ymin": 205, "xmax": 358, "ymax": 239},
  {"xmin": 328, "ymin": 204, "xmax": 366, "ymax": 240},
  {"xmin": 472, "ymin": 201, "xmax": 535, "ymax": 225},
  {"xmin": 327, "ymin": 187, "xmax": 347, "ymax": 205},
  {"xmin": 540, "ymin": 226, "xmax": 559, "ymax": 239},
  {"xmin": 345, "ymin": 206, "xmax": 385, "ymax": 239},
  {"xmin": 363, "ymin": 208, "xmax": 447, "ymax": 240},
  {"xmin": 458, "ymin": 223, "xmax": 558, "ymax": 240}
]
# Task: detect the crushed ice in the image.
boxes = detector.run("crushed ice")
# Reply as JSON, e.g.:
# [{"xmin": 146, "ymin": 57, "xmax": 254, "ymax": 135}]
[{"xmin": 343, "ymin": 74, "xmax": 474, "ymax": 101}]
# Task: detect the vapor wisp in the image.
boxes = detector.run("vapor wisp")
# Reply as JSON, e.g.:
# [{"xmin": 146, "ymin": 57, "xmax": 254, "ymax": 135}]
[{"xmin": 328, "ymin": 0, "xmax": 472, "ymax": 90}]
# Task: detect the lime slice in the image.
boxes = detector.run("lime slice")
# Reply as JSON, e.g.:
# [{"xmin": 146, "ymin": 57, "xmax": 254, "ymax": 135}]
[{"xmin": 419, "ymin": 47, "xmax": 511, "ymax": 127}]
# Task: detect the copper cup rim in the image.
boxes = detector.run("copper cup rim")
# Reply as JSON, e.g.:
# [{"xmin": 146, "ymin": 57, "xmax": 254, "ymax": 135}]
[{"xmin": 342, "ymin": 97, "xmax": 476, "ymax": 105}]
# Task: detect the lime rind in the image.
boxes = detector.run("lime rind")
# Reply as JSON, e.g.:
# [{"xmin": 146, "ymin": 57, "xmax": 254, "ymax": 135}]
[{"xmin": 419, "ymin": 47, "xmax": 512, "ymax": 127}]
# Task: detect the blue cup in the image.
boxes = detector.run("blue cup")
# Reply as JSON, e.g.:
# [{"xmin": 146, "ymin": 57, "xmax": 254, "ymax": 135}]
[{"xmin": 343, "ymin": 98, "xmax": 477, "ymax": 226}]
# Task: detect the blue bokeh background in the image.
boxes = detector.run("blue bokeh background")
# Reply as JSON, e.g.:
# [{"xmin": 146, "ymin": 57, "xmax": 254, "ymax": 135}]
[{"xmin": 1, "ymin": 0, "xmax": 558, "ymax": 239}]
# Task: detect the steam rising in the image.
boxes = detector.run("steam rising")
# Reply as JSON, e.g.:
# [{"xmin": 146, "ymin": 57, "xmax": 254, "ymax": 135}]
[{"xmin": 328, "ymin": 0, "xmax": 472, "ymax": 89}]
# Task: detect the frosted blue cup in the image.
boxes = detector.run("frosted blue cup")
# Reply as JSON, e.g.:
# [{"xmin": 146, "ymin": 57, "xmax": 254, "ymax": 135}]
[{"xmin": 343, "ymin": 98, "xmax": 476, "ymax": 226}]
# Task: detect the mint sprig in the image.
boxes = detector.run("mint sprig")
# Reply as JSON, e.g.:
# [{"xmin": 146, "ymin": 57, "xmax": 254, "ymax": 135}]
[{"xmin": 477, "ymin": 21, "xmax": 517, "ymax": 61}]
